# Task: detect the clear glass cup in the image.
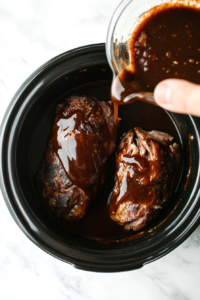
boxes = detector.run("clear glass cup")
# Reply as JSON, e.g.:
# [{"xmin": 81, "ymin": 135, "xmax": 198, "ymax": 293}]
[{"xmin": 106, "ymin": 0, "xmax": 199, "ymax": 103}]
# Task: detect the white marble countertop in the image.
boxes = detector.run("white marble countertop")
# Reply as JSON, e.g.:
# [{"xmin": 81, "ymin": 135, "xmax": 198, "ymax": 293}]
[{"xmin": 0, "ymin": 0, "xmax": 200, "ymax": 299}]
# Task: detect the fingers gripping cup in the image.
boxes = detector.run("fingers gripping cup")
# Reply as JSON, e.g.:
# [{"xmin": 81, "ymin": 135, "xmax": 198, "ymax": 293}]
[{"xmin": 106, "ymin": 0, "xmax": 200, "ymax": 124}]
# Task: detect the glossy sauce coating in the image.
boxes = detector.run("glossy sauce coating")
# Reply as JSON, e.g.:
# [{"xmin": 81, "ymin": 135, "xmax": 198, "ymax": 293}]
[
  {"xmin": 51, "ymin": 97, "xmax": 111, "ymax": 200},
  {"xmin": 110, "ymin": 148, "xmax": 173, "ymax": 214},
  {"xmin": 111, "ymin": 5, "xmax": 200, "ymax": 124},
  {"xmin": 109, "ymin": 131, "xmax": 176, "ymax": 226},
  {"xmin": 32, "ymin": 82, "xmax": 181, "ymax": 239},
  {"xmin": 52, "ymin": 111, "xmax": 98, "ymax": 190},
  {"xmin": 110, "ymin": 154, "xmax": 156, "ymax": 212}
]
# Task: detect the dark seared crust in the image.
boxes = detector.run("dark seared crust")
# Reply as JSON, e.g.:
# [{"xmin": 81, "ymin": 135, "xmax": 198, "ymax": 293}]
[
  {"xmin": 110, "ymin": 127, "xmax": 180, "ymax": 231},
  {"xmin": 38, "ymin": 96, "xmax": 117, "ymax": 221}
]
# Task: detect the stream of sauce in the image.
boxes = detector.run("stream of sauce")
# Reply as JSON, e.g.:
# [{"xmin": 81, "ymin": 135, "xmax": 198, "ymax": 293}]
[
  {"xmin": 111, "ymin": 4, "xmax": 200, "ymax": 124},
  {"xmin": 34, "ymin": 2, "xmax": 200, "ymax": 239},
  {"xmin": 31, "ymin": 82, "xmax": 181, "ymax": 239}
]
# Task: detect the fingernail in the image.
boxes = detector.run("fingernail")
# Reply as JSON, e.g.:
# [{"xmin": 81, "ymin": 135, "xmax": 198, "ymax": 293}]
[{"xmin": 154, "ymin": 84, "xmax": 171, "ymax": 104}]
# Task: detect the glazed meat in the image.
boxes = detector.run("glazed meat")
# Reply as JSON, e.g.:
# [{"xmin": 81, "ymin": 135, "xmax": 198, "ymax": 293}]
[
  {"xmin": 38, "ymin": 96, "xmax": 117, "ymax": 221},
  {"xmin": 109, "ymin": 127, "xmax": 180, "ymax": 231}
]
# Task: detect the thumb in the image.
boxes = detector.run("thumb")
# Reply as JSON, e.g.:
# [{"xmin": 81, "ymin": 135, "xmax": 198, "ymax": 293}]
[{"xmin": 154, "ymin": 79, "xmax": 200, "ymax": 116}]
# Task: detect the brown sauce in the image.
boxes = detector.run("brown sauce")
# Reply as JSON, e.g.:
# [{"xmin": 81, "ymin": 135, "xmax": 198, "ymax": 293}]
[
  {"xmin": 33, "ymin": 4, "xmax": 194, "ymax": 240},
  {"xmin": 52, "ymin": 111, "xmax": 97, "ymax": 190},
  {"xmin": 50, "ymin": 99, "xmax": 110, "ymax": 201},
  {"xmin": 31, "ymin": 81, "xmax": 181, "ymax": 239},
  {"xmin": 111, "ymin": 4, "xmax": 200, "ymax": 124},
  {"xmin": 109, "ymin": 144, "xmax": 174, "ymax": 217}
]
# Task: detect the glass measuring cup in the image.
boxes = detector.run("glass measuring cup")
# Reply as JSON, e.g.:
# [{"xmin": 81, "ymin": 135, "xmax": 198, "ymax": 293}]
[{"xmin": 106, "ymin": 0, "xmax": 197, "ymax": 106}]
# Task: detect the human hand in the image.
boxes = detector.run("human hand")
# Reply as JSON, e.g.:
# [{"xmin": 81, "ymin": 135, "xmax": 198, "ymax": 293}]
[{"xmin": 154, "ymin": 79, "xmax": 200, "ymax": 116}]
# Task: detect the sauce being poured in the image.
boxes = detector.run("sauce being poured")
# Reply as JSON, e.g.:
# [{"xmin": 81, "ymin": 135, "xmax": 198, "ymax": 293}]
[
  {"xmin": 111, "ymin": 4, "xmax": 200, "ymax": 124},
  {"xmin": 32, "ymin": 81, "xmax": 182, "ymax": 239}
]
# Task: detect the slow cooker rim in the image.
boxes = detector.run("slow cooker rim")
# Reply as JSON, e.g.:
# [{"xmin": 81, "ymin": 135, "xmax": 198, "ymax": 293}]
[{"xmin": 1, "ymin": 43, "xmax": 200, "ymax": 272}]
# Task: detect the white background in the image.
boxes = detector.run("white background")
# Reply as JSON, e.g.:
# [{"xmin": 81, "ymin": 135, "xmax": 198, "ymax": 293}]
[{"xmin": 0, "ymin": 0, "xmax": 200, "ymax": 299}]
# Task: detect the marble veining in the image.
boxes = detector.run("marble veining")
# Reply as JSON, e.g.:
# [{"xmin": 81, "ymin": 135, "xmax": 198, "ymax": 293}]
[{"xmin": 0, "ymin": 0, "xmax": 200, "ymax": 299}]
